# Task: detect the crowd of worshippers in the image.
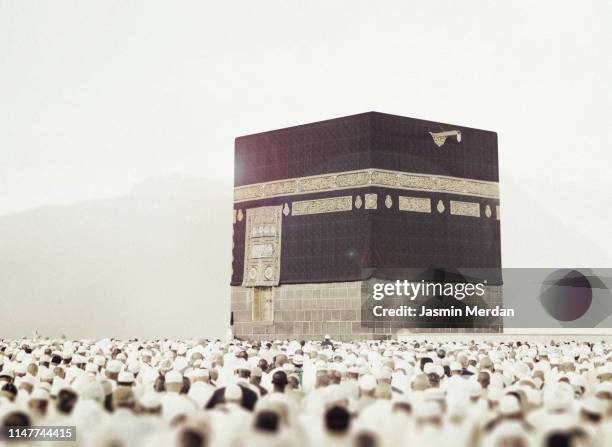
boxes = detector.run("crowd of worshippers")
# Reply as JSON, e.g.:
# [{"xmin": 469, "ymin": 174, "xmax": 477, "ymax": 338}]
[{"xmin": 1, "ymin": 336, "xmax": 612, "ymax": 447}]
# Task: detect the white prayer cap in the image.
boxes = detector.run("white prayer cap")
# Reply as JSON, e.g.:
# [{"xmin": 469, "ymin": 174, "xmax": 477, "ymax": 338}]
[
  {"xmin": 499, "ymin": 395, "xmax": 521, "ymax": 415},
  {"xmin": 581, "ymin": 397, "xmax": 605, "ymax": 415},
  {"xmin": 595, "ymin": 382, "xmax": 612, "ymax": 395},
  {"xmin": 19, "ymin": 374, "xmax": 35, "ymax": 386},
  {"xmin": 0, "ymin": 369, "xmax": 14, "ymax": 379},
  {"xmin": 106, "ymin": 360, "xmax": 122, "ymax": 374},
  {"xmin": 283, "ymin": 363, "xmax": 295, "ymax": 373},
  {"xmin": 94, "ymin": 355, "xmax": 106, "ymax": 366},
  {"xmin": 467, "ymin": 381, "xmax": 482, "ymax": 398},
  {"xmin": 30, "ymin": 388, "xmax": 49, "ymax": 400},
  {"xmin": 450, "ymin": 361, "xmax": 462, "ymax": 371},
  {"xmin": 85, "ymin": 363, "xmax": 98, "ymax": 374},
  {"xmin": 374, "ymin": 367, "xmax": 392, "ymax": 380},
  {"xmin": 165, "ymin": 370, "xmax": 183, "ymax": 384},
  {"xmin": 570, "ymin": 374, "xmax": 587, "ymax": 390},
  {"xmin": 358, "ymin": 374, "xmax": 376, "ymax": 391},
  {"xmin": 225, "ymin": 384, "xmax": 242, "ymax": 401},
  {"xmin": 127, "ymin": 361, "xmax": 140, "ymax": 374},
  {"xmin": 324, "ymin": 335, "xmax": 331, "ymax": 339},
  {"xmin": 174, "ymin": 356, "xmax": 188, "ymax": 371},
  {"xmin": 596, "ymin": 363, "xmax": 612, "ymax": 378},
  {"xmin": 39, "ymin": 368, "xmax": 54, "ymax": 381},
  {"xmin": 544, "ymin": 384, "xmax": 573, "ymax": 412},
  {"xmin": 192, "ymin": 368, "xmax": 210, "ymax": 379},
  {"xmin": 416, "ymin": 401, "xmax": 441, "ymax": 418},
  {"xmin": 423, "ymin": 363, "xmax": 436, "ymax": 375},
  {"xmin": 292, "ymin": 354, "xmax": 304, "ymax": 366},
  {"xmin": 424, "ymin": 388, "xmax": 445, "ymax": 401},
  {"xmin": 80, "ymin": 380, "xmax": 104, "ymax": 402},
  {"xmin": 512, "ymin": 362, "xmax": 530, "ymax": 379},
  {"xmin": 139, "ymin": 391, "xmax": 161, "ymax": 410},
  {"xmin": 50, "ymin": 378, "xmax": 69, "ymax": 397},
  {"xmin": 118, "ymin": 371, "xmax": 135, "ymax": 384},
  {"xmin": 14, "ymin": 363, "xmax": 27, "ymax": 375}
]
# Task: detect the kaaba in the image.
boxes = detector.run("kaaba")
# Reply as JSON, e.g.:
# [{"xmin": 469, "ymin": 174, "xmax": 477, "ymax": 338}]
[{"xmin": 231, "ymin": 112, "xmax": 502, "ymax": 340}]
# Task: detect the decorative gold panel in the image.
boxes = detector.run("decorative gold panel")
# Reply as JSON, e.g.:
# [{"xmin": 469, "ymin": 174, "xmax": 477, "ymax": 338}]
[
  {"xmin": 398, "ymin": 196, "xmax": 432, "ymax": 213},
  {"xmin": 291, "ymin": 196, "xmax": 352, "ymax": 216},
  {"xmin": 450, "ymin": 200, "xmax": 481, "ymax": 218},
  {"xmin": 242, "ymin": 206, "xmax": 282, "ymax": 287},
  {"xmin": 365, "ymin": 193, "xmax": 378, "ymax": 210}
]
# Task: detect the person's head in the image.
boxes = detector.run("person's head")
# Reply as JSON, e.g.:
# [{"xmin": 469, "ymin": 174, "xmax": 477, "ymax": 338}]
[
  {"xmin": 191, "ymin": 369, "xmax": 210, "ymax": 384},
  {"xmin": 214, "ymin": 354, "xmax": 224, "ymax": 368},
  {"xmin": 411, "ymin": 374, "xmax": 429, "ymax": 392},
  {"xmin": 250, "ymin": 367, "xmax": 263, "ymax": 385},
  {"xmin": 180, "ymin": 377, "xmax": 191, "ymax": 395},
  {"xmin": 1, "ymin": 383, "xmax": 18, "ymax": 401},
  {"xmin": 325, "ymin": 405, "xmax": 351, "ymax": 434},
  {"xmin": 54, "ymin": 366, "xmax": 65, "ymax": 379},
  {"xmin": 316, "ymin": 372, "xmax": 330, "ymax": 389},
  {"xmin": 27, "ymin": 363, "xmax": 38, "ymax": 377},
  {"xmin": 236, "ymin": 368, "xmax": 250, "ymax": 380},
  {"xmin": 287, "ymin": 375, "xmax": 299, "ymax": 390},
  {"xmin": 112, "ymin": 387, "xmax": 135, "ymax": 411},
  {"xmin": 18, "ymin": 378, "xmax": 34, "ymax": 394},
  {"xmin": 209, "ymin": 368, "xmax": 219, "ymax": 383},
  {"xmin": 57, "ymin": 389, "xmax": 78, "ymax": 414},
  {"xmin": 450, "ymin": 362, "xmax": 462, "ymax": 376},
  {"xmin": 28, "ymin": 392, "xmax": 49, "ymax": 416},
  {"xmin": 358, "ymin": 374, "xmax": 376, "ymax": 397},
  {"xmin": 480, "ymin": 357, "xmax": 493, "ymax": 371},
  {"xmin": 420, "ymin": 357, "xmax": 433, "ymax": 372},
  {"xmin": 427, "ymin": 372, "xmax": 440, "ymax": 388},
  {"xmin": 2, "ymin": 411, "xmax": 31, "ymax": 427},
  {"xmin": 254, "ymin": 410, "xmax": 280, "ymax": 433},
  {"xmin": 271, "ymin": 370, "xmax": 288, "ymax": 392},
  {"xmin": 329, "ymin": 369, "xmax": 342, "ymax": 385},
  {"xmin": 154, "ymin": 375, "xmax": 165, "ymax": 392},
  {"xmin": 478, "ymin": 371, "xmax": 491, "ymax": 389},
  {"xmin": 177, "ymin": 427, "xmax": 208, "ymax": 447},
  {"xmin": 354, "ymin": 431, "xmax": 379, "ymax": 447},
  {"xmin": 165, "ymin": 371, "xmax": 183, "ymax": 393},
  {"xmin": 257, "ymin": 359, "xmax": 269, "ymax": 373},
  {"xmin": 224, "ymin": 384, "xmax": 242, "ymax": 405}
]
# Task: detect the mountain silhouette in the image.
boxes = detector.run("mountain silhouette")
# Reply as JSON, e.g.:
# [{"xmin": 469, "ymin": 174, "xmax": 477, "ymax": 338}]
[{"xmin": 0, "ymin": 176, "xmax": 232, "ymax": 339}]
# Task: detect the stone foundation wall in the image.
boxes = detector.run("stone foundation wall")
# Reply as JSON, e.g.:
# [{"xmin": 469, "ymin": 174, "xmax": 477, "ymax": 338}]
[{"xmin": 231, "ymin": 281, "xmax": 503, "ymax": 341}]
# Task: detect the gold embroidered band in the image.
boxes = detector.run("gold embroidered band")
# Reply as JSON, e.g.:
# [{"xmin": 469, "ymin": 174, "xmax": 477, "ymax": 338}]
[{"xmin": 234, "ymin": 169, "xmax": 499, "ymax": 203}]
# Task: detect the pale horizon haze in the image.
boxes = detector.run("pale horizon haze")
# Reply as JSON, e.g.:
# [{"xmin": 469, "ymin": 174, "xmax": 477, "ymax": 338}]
[{"xmin": 1, "ymin": 1, "xmax": 611, "ymax": 339}]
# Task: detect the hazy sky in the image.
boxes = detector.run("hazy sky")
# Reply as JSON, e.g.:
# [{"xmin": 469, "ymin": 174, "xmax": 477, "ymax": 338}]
[{"xmin": 1, "ymin": 1, "xmax": 611, "ymax": 270}]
